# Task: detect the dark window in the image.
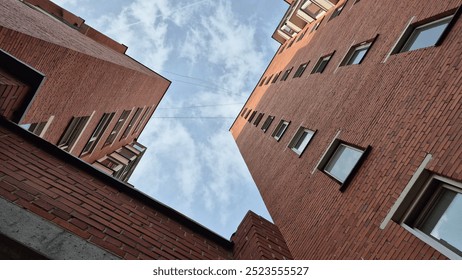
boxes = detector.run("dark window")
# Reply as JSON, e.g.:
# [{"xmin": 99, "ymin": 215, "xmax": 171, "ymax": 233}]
[
  {"xmin": 248, "ymin": 111, "xmax": 257, "ymax": 123},
  {"xmin": 340, "ymin": 36, "xmax": 377, "ymax": 66},
  {"xmin": 272, "ymin": 120, "xmax": 290, "ymax": 141},
  {"xmin": 265, "ymin": 74, "xmax": 273, "ymax": 85},
  {"xmin": 57, "ymin": 116, "xmax": 90, "ymax": 152},
  {"xmin": 293, "ymin": 62, "xmax": 310, "ymax": 78},
  {"xmin": 253, "ymin": 112, "xmax": 264, "ymax": 126},
  {"xmin": 272, "ymin": 72, "xmax": 282, "ymax": 83},
  {"xmin": 121, "ymin": 108, "xmax": 143, "ymax": 140},
  {"xmin": 105, "ymin": 110, "xmax": 131, "ymax": 146},
  {"xmin": 288, "ymin": 127, "xmax": 316, "ymax": 156},
  {"xmin": 311, "ymin": 53, "xmax": 334, "ymax": 74},
  {"xmin": 329, "ymin": 2, "xmax": 346, "ymax": 21},
  {"xmin": 81, "ymin": 112, "xmax": 115, "ymax": 155},
  {"xmin": 132, "ymin": 106, "xmax": 151, "ymax": 134},
  {"xmin": 281, "ymin": 67, "xmax": 293, "ymax": 81},
  {"xmin": 27, "ymin": 122, "xmax": 47, "ymax": 136},
  {"xmin": 261, "ymin": 116, "xmax": 274, "ymax": 133},
  {"xmin": 240, "ymin": 108, "xmax": 248, "ymax": 117},
  {"xmin": 244, "ymin": 109, "xmax": 252, "ymax": 119},
  {"xmin": 259, "ymin": 77, "xmax": 266, "ymax": 86}
]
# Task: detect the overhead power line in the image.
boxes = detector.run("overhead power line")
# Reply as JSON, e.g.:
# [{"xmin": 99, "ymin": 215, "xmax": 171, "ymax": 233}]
[{"xmin": 157, "ymin": 103, "xmax": 243, "ymax": 109}]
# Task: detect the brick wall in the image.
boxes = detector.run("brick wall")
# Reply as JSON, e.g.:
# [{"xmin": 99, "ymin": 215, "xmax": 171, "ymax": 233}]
[
  {"xmin": 231, "ymin": 0, "xmax": 461, "ymax": 259},
  {"xmin": 0, "ymin": 69, "xmax": 29, "ymax": 120},
  {"xmin": 0, "ymin": 118, "xmax": 232, "ymax": 259},
  {"xmin": 232, "ymin": 211, "xmax": 293, "ymax": 260}
]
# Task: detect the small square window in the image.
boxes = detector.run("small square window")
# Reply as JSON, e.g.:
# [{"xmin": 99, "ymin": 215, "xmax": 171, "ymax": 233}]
[
  {"xmin": 272, "ymin": 72, "xmax": 281, "ymax": 83},
  {"xmin": 397, "ymin": 176, "xmax": 462, "ymax": 259},
  {"xmin": 253, "ymin": 112, "xmax": 264, "ymax": 126},
  {"xmin": 259, "ymin": 77, "xmax": 266, "ymax": 87},
  {"xmin": 329, "ymin": 3, "xmax": 346, "ymax": 21},
  {"xmin": 392, "ymin": 11, "xmax": 459, "ymax": 54},
  {"xmin": 318, "ymin": 139, "xmax": 371, "ymax": 191},
  {"xmin": 281, "ymin": 67, "xmax": 293, "ymax": 81},
  {"xmin": 272, "ymin": 120, "xmax": 290, "ymax": 141},
  {"xmin": 340, "ymin": 39, "xmax": 375, "ymax": 66},
  {"xmin": 293, "ymin": 62, "xmax": 310, "ymax": 78},
  {"xmin": 240, "ymin": 108, "xmax": 248, "ymax": 117},
  {"xmin": 244, "ymin": 109, "xmax": 252, "ymax": 119},
  {"xmin": 265, "ymin": 75, "xmax": 273, "ymax": 85},
  {"xmin": 288, "ymin": 127, "xmax": 316, "ymax": 156},
  {"xmin": 311, "ymin": 53, "xmax": 333, "ymax": 74},
  {"xmin": 261, "ymin": 116, "xmax": 274, "ymax": 133},
  {"xmin": 248, "ymin": 111, "xmax": 257, "ymax": 123}
]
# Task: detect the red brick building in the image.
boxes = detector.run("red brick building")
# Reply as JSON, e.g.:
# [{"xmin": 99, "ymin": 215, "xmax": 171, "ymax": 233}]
[
  {"xmin": 231, "ymin": 0, "xmax": 462, "ymax": 259},
  {"xmin": 0, "ymin": 0, "xmax": 167, "ymax": 182},
  {"xmin": 0, "ymin": 0, "xmax": 293, "ymax": 260}
]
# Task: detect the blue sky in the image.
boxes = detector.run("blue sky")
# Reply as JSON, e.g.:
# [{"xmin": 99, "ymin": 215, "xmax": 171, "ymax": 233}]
[{"xmin": 52, "ymin": 0, "xmax": 287, "ymax": 238}]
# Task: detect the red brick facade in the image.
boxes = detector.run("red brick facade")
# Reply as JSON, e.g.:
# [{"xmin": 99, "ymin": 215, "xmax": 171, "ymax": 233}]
[
  {"xmin": 231, "ymin": 0, "xmax": 461, "ymax": 259},
  {"xmin": 0, "ymin": 0, "xmax": 169, "ymax": 164}
]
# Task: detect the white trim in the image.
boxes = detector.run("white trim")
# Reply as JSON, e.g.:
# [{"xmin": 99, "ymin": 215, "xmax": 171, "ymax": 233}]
[
  {"xmin": 312, "ymin": 130, "xmax": 341, "ymax": 174},
  {"xmin": 380, "ymin": 153, "xmax": 432, "ymax": 229},
  {"xmin": 383, "ymin": 16, "xmax": 415, "ymax": 63},
  {"xmin": 38, "ymin": 115, "xmax": 54, "ymax": 138},
  {"xmin": 69, "ymin": 111, "xmax": 95, "ymax": 154}
]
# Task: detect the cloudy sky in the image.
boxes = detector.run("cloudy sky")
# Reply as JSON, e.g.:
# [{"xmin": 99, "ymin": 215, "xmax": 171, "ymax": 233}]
[{"xmin": 52, "ymin": 0, "xmax": 287, "ymax": 238}]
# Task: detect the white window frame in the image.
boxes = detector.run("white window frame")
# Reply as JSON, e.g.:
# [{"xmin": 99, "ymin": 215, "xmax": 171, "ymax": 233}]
[
  {"xmin": 399, "ymin": 175, "xmax": 462, "ymax": 260},
  {"xmin": 288, "ymin": 127, "xmax": 315, "ymax": 156},
  {"xmin": 340, "ymin": 41, "xmax": 372, "ymax": 66},
  {"xmin": 272, "ymin": 120, "xmax": 290, "ymax": 141},
  {"xmin": 324, "ymin": 144, "xmax": 364, "ymax": 182},
  {"xmin": 311, "ymin": 53, "xmax": 333, "ymax": 74}
]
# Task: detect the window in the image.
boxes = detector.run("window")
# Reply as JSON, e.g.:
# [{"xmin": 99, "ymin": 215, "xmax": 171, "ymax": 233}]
[
  {"xmin": 105, "ymin": 110, "xmax": 130, "ymax": 146},
  {"xmin": 57, "ymin": 116, "xmax": 90, "ymax": 152},
  {"xmin": 265, "ymin": 75, "xmax": 273, "ymax": 85},
  {"xmin": 281, "ymin": 67, "xmax": 293, "ymax": 81},
  {"xmin": 259, "ymin": 77, "xmax": 266, "ymax": 86},
  {"xmin": 272, "ymin": 72, "xmax": 281, "ymax": 83},
  {"xmin": 329, "ymin": 2, "xmax": 346, "ymax": 21},
  {"xmin": 340, "ymin": 38, "xmax": 376, "ymax": 66},
  {"xmin": 121, "ymin": 108, "xmax": 142, "ymax": 140},
  {"xmin": 240, "ymin": 108, "xmax": 248, "ymax": 117},
  {"xmin": 244, "ymin": 109, "xmax": 252, "ymax": 119},
  {"xmin": 81, "ymin": 112, "xmax": 114, "ymax": 155},
  {"xmin": 98, "ymin": 156, "xmax": 125, "ymax": 178},
  {"xmin": 272, "ymin": 120, "xmax": 290, "ymax": 141},
  {"xmin": 288, "ymin": 127, "xmax": 315, "ymax": 156},
  {"xmin": 311, "ymin": 53, "xmax": 333, "ymax": 74},
  {"xmin": 287, "ymin": 38, "xmax": 295, "ymax": 48},
  {"xmin": 25, "ymin": 122, "xmax": 47, "ymax": 136},
  {"xmin": 261, "ymin": 116, "xmax": 274, "ymax": 133},
  {"xmin": 392, "ymin": 11, "xmax": 459, "ymax": 54},
  {"xmin": 293, "ymin": 62, "xmax": 310, "ymax": 78},
  {"xmin": 248, "ymin": 111, "xmax": 257, "ymax": 123},
  {"xmin": 317, "ymin": 139, "xmax": 371, "ymax": 191},
  {"xmin": 253, "ymin": 112, "xmax": 264, "ymax": 126},
  {"xmin": 400, "ymin": 176, "xmax": 462, "ymax": 259},
  {"xmin": 310, "ymin": 17, "xmax": 324, "ymax": 33},
  {"xmin": 297, "ymin": 30, "xmax": 307, "ymax": 42},
  {"xmin": 132, "ymin": 106, "xmax": 152, "ymax": 134}
]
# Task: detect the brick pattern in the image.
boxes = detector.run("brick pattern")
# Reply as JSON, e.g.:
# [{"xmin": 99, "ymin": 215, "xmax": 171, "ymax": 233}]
[
  {"xmin": 0, "ymin": 69, "xmax": 29, "ymax": 120},
  {"xmin": 0, "ymin": 0, "xmax": 169, "ymax": 162},
  {"xmin": 232, "ymin": 0, "xmax": 461, "ymax": 259},
  {"xmin": 232, "ymin": 211, "xmax": 293, "ymax": 260},
  {"xmin": 0, "ymin": 122, "xmax": 231, "ymax": 260}
]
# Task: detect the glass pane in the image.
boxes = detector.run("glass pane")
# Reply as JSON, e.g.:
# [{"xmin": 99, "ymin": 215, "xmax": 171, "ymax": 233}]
[
  {"xmin": 275, "ymin": 123, "xmax": 288, "ymax": 139},
  {"xmin": 420, "ymin": 189, "xmax": 462, "ymax": 253},
  {"xmin": 293, "ymin": 130, "xmax": 313, "ymax": 153},
  {"xmin": 325, "ymin": 144, "xmax": 363, "ymax": 182},
  {"xmin": 403, "ymin": 17, "xmax": 451, "ymax": 52},
  {"xmin": 348, "ymin": 47, "xmax": 368, "ymax": 65}
]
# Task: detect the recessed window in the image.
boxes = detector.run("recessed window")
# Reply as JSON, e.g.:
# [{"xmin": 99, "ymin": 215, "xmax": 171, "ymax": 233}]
[
  {"xmin": 310, "ymin": 16, "xmax": 324, "ymax": 33},
  {"xmin": 265, "ymin": 75, "xmax": 273, "ymax": 85},
  {"xmin": 272, "ymin": 120, "xmax": 290, "ymax": 141},
  {"xmin": 272, "ymin": 72, "xmax": 281, "ymax": 83},
  {"xmin": 244, "ymin": 109, "xmax": 252, "ymax": 119},
  {"xmin": 318, "ymin": 139, "xmax": 371, "ymax": 191},
  {"xmin": 240, "ymin": 108, "xmax": 248, "ymax": 117},
  {"xmin": 340, "ymin": 39, "xmax": 375, "ymax": 66},
  {"xmin": 261, "ymin": 116, "xmax": 274, "ymax": 133},
  {"xmin": 297, "ymin": 30, "xmax": 307, "ymax": 42},
  {"xmin": 259, "ymin": 77, "xmax": 266, "ymax": 86},
  {"xmin": 248, "ymin": 111, "xmax": 257, "ymax": 123},
  {"xmin": 392, "ymin": 11, "xmax": 459, "ymax": 54},
  {"xmin": 121, "ymin": 108, "xmax": 142, "ymax": 140},
  {"xmin": 287, "ymin": 38, "xmax": 295, "ymax": 48},
  {"xmin": 311, "ymin": 53, "xmax": 333, "ymax": 74},
  {"xmin": 399, "ymin": 176, "xmax": 462, "ymax": 259},
  {"xmin": 288, "ymin": 127, "xmax": 315, "ymax": 156},
  {"xmin": 25, "ymin": 122, "xmax": 47, "ymax": 136},
  {"xmin": 105, "ymin": 110, "xmax": 130, "ymax": 146},
  {"xmin": 253, "ymin": 112, "xmax": 264, "ymax": 126},
  {"xmin": 57, "ymin": 116, "xmax": 90, "ymax": 152},
  {"xmin": 132, "ymin": 106, "xmax": 152, "ymax": 135},
  {"xmin": 329, "ymin": 2, "xmax": 346, "ymax": 21},
  {"xmin": 281, "ymin": 67, "xmax": 293, "ymax": 81},
  {"xmin": 81, "ymin": 112, "xmax": 115, "ymax": 155},
  {"xmin": 293, "ymin": 62, "xmax": 310, "ymax": 78}
]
